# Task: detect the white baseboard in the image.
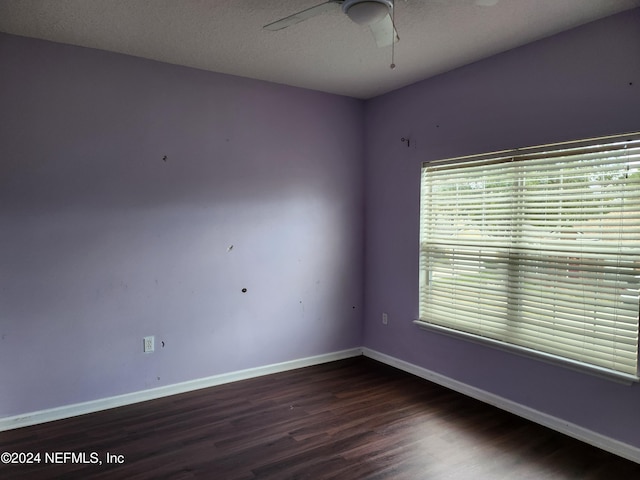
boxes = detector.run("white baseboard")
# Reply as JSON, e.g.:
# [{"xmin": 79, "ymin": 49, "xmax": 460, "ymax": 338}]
[
  {"xmin": 5, "ymin": 346, "xmax": 638, "ymax": 464},
  {"xmin": 0, "ymin": 348, "xmax": 362, "ymax": 432},
  {"xmin": 362, "ymin": 347, "xmax": 640, "ymax": 464}
]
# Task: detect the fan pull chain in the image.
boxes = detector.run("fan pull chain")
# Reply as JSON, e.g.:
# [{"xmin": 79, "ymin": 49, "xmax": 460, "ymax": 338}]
[
  {"xmin": 390, "ymin": 0, "xmax": 396, "ymax": 69},
  {"xmin": 391, "ymin": 43, "xmax": 395, "ymax": 69}
]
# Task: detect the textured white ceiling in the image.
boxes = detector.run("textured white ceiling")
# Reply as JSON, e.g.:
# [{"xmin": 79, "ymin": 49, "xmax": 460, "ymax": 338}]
[{"xmin": 1, "ymin": 0, "xmax": 639, "ymax": 99}]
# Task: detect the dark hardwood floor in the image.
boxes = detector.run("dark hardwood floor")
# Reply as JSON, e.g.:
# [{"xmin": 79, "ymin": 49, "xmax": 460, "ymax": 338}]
[{"xmin": 1, "ymin": 356, "xmax": 639, "ymax": 479}]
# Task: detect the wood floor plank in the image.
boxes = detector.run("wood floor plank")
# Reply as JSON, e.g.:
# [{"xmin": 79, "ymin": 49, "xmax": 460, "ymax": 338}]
[{"xmin": 1, "ymin": 356, "xmax": 639, "ymax": 479}]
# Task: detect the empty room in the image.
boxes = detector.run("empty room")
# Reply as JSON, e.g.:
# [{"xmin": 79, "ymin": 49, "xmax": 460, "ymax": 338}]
[{"xmin": 1, "ymin": 1, "xmax": 640, "ymax": 478}]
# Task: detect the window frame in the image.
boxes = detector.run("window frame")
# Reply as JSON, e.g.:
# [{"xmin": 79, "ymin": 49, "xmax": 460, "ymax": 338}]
[{"xmin": 415, "ymin": 132, "xmax": 640, "ymax": 383}]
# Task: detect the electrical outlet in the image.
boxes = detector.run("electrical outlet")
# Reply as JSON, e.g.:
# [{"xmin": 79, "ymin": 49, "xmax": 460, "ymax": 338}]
[
  {"xmin": 143, "ymin": 336, "xmax": 155, "ymax": 353},
  {"xmin": 382, "ymin": 313, "xmax": 388, "ymax": 325}
]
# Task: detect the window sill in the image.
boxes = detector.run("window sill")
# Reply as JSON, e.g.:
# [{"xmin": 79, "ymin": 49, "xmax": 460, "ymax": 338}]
[{"xmin": 413, "ymin": 320, "xmax": 639, "ymax": 385}]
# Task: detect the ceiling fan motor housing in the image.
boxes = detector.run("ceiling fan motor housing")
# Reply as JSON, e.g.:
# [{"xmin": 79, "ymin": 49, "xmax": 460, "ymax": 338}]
[{"xmin": 342, "ymin": 0, "xmax": 393, "ymax": 26}]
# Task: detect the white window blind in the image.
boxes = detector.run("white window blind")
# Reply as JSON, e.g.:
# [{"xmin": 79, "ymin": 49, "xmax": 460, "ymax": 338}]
[{"xmin": 418, "ymin": 134, "xmax": 640, "ymax": 378}]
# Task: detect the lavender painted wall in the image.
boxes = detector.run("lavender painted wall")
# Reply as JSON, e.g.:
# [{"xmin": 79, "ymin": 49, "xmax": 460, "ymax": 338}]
[
  {"xmin": 363, "ymin": 9, "xmax": 640, "ymax": 447},
  {"xmin": 0, "ymin": 33, "xmax": 364, "ymax": 417}
]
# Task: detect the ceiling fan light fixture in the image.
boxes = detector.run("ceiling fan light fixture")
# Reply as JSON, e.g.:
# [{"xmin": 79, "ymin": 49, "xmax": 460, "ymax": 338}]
[{"xmin": 342, "ymin": 0, "xmax": 392, "ymax": 26}]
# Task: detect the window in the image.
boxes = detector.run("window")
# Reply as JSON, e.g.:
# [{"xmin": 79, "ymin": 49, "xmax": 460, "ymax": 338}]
[{"xmin": 417, "ymin": 133, "xmax": 640, "ymax": 379}]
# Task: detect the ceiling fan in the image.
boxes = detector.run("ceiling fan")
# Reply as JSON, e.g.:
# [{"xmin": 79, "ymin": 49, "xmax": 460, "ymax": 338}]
[{"xmin": 263, "ymin": 0, "xmax": 399, "ymax": 48}]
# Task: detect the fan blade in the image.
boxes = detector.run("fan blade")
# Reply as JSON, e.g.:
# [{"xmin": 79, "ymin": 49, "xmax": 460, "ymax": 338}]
[
  {"xmin": 263, "ymin": 1, "xmax": 340, "ymax": 31},
  {"xmin": 369, "ymin": 13, "xmax": 398, "ymax": 48}
]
